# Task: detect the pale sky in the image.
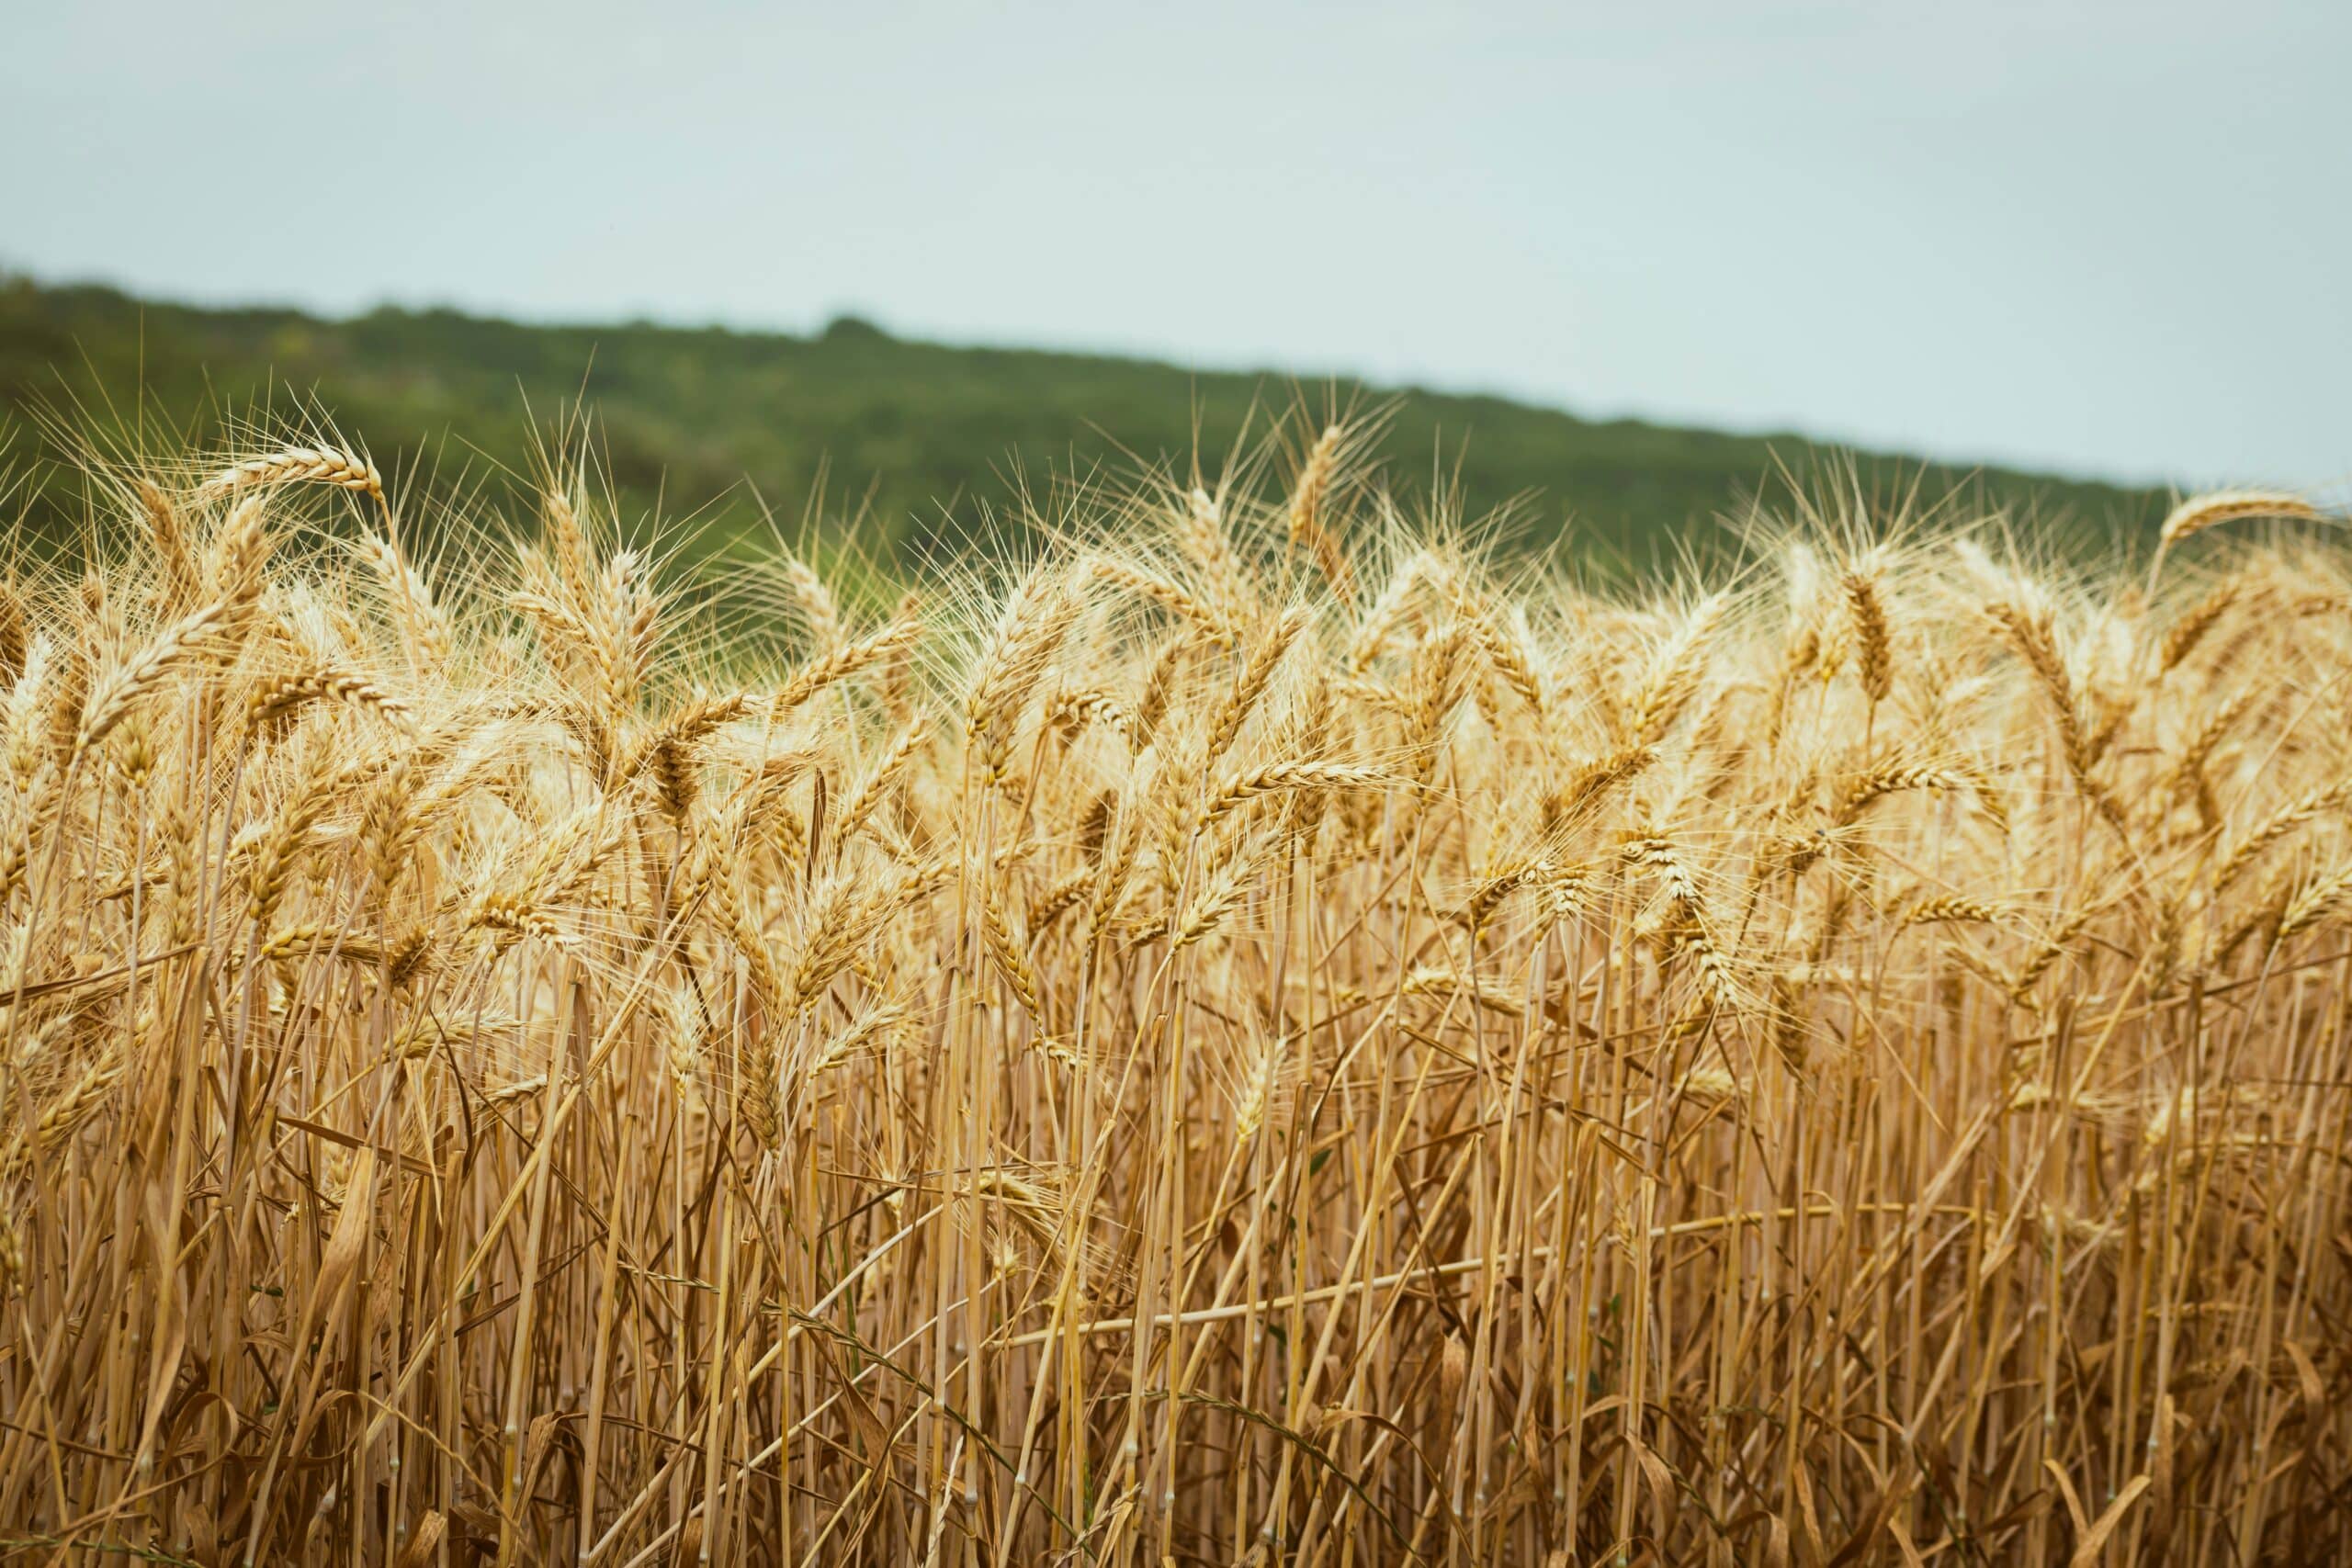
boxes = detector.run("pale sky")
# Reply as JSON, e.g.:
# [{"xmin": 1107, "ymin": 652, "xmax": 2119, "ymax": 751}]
[{"xmin": 6, "ymin": 2, "xmax": 2346, "ymax": 490}]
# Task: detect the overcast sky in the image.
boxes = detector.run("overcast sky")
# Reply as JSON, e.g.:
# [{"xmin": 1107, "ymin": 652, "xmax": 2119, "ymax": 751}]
[{"xmin": 6, "ymin": 2, "xmax": 2346, "ymax": 490}]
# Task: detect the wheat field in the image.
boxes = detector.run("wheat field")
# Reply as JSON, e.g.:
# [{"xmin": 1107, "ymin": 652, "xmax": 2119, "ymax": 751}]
[{"xmin": 0, "ymin": 423, "xmax": 2346, "ymax": 1565}]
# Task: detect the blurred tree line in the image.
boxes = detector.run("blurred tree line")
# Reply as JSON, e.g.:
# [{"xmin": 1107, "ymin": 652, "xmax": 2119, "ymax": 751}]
[{"xmin": 1, "ymin": 275, "xmax": 2165, "ymax": 578}]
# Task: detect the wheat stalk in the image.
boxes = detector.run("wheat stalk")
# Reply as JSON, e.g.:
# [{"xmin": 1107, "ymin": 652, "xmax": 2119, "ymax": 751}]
[{"xmin": 197, "ymin": 443, "xmax": 383, "ymax": 502}]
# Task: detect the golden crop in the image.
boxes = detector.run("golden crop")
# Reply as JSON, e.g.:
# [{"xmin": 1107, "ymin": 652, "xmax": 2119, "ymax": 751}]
[{"xmin": 0, "ymin": 425, "xmax": 2345, "ymax": 1564}]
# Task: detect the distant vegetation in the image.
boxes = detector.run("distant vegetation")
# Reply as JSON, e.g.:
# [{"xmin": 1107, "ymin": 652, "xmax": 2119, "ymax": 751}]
[{"xmin": 0, "ymin": 275, "xmax": 2166, "ymax": 570}]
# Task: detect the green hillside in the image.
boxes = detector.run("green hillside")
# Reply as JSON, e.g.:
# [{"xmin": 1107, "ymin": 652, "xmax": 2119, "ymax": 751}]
[{"xmin": 0, "ymin": 275, "xmax": 2165, "ymax": 570}]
